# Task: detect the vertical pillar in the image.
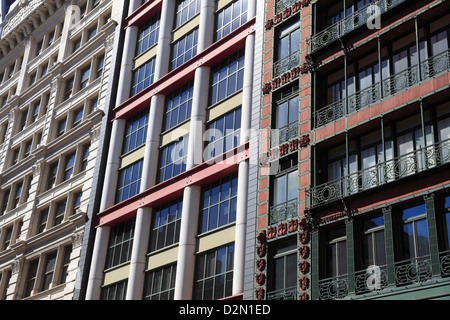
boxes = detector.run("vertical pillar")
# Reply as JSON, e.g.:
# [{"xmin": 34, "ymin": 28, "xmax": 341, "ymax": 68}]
[
  {"xmin": 346, "ymin": 218, "xmax": 355, "ymax": 294},
  {"xmin": 382, "ymin": 206, "xmax": 396, "ymax": 286},
  {"xmin": 311, "ymin": 229, "xmax": 319, "ymax": 300},
  {"xmin": 232, "ymin": 0, "xmax": 256, "ymax": 296},
  {"xmin": 424, "ymin": 193, "xmax": 441, "ymax": 277},
  {"xmin": 126, "ymin": 0, "xmax": 175, "ymax": 299},
  {"xmin": 85, "ymin": 225, "xmax": 110, "ymax": 299},
  {"xmin": 174, "ymin": 0, "xmax": 215, "ymax": 300}
]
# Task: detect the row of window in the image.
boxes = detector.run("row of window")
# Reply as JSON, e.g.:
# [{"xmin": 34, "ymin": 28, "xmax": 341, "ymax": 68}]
[
  {"xmin": 102, "ymin": 242, "xmax": 235, "ymax": 300},
  {"xmin": 107, "ymin": 173, "xmax": 239, "ymax": 271},
  {"xmin": 130, "ymin": 0, "xmax": 248, "ymax": 96}
]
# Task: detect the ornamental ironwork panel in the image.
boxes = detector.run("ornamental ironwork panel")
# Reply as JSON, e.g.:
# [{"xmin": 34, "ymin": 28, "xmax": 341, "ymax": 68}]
[
  {"xmin": 394, "ymin": 257, "xmax": 432, "ymax": 286},
  {"xmin": 440, "ymin": 251, "xmax": 450, "ymax": 277},
  {"xmin": 354, "ymin": 267, "xmax": 388, "ymax": 294},
  {"xmin": 307, "ymin": 140, "xmax": 450, "ymax": 208},
  {"xmin": 269, "ymin": 199, "xmax": 298, "ymax": 225},
  {"xmin": 273, "ymin": 50, "xmax": 301, "ymax": 78},
  {"xmin": 267, "ymin": 286, "xmax": 297, "ymax": 300},
  {"xmin": 318, "ymin": 276, "xmax": 349, "ymax": 300},
  {"xmin": 271, "ymin": 121, "xmax": 298, "ymax": 148},
  {"xmin": 275, "ymin": 0, "xmax": 298, "ymax": 14},
  {"xmin": 307, "ymin": 0, "xmax": 406, "ymax": 53}
]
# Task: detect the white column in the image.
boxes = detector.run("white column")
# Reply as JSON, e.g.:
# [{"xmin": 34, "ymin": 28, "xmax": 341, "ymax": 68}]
[
  {"xmin": 232, "ymin": 0, "xmax": 256, "ymax": 296},
  {"xmin": 125, "ymin": 0, "xmax": 175, "ymax": 299},
  {"xmin": 174, "ymin": 0, "xmax": 215, "ymax": 300}
]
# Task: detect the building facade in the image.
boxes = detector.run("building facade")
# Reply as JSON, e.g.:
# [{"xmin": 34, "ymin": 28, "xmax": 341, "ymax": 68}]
[
  {"xmin": 85, "ymin": 0, "xmax": 262, "ymax": 300},
  {"xmin": 255, "ymin": 0, "xmax": 450, "ymax": 300},
  {"xmin": 0, "ymin": 0, "xmax": 119, "ymax": 300}
]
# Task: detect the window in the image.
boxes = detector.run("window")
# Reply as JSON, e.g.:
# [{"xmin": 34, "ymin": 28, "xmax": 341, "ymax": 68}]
[
  {"xmin": 171, "ymin": 28, "xmax": 198, "ymax": 70},
  {"xmin": 64, "ymin": 77, "xmax": 74, "ymax": 100},
  {"xmin": 2, "ymin": 226, "xmax": 13, "ymax": 251},
  {"xmin": 23, "ymin": 259, "xmax": 39, "ymax": 298},
  {"xmin": 136, "ymin": 14, "xmax": 160, "ymax": 56},
  {"xmin": 158, "ymin": 137, "xmax": 189, "ymax": 183},
  {"xmin": 19, "ymin": 109, "xmax": 28, "ymax": 131},
  {"xmin": 200, "ymin": 173, "xmax": 238, "ymax": 233},
  {"xmin": 12, "ymin": 182, "xmax": 23, "ymax": 208},
  {"xmin": 143, "ymin": 264, "xmax": 177, "ymax": 300},
  {"xmin": 359, "ymin": 216, "xmax": 386, "ymax": 270},
  {"xmin": 47, "ymin": 162, "xmax": 58, "ymax": 190},
  {"xmin": 41, "ymin": 252, "xmax": 57, "ymax": 291},
  {"xmin": 80, "ymin": 144, "xmax": 90, "ymax": 171},
  {"xmin": 164, "ymin": 83, "xmax": 193, "ymax": 131},
  {"xmin": 105, "ymin": 218, "xmax": 135, "ymax": 269},
  {"xmin": 276, "ymin": 20, "xmax": 300, "ymax": 63},
  {"xmin": 10, "ymin": 148, "xmax": 19, "ymax": 166},
  {"xmin": 210, "ymin": 50, "xmax": 245, "ymax": 105},
  {"xmin": 123, "ymin": 108, "xmax": 149, "ymax": 154},
  {"xmin": 63, "ymin": 152, "xmax": 76, "ymax": 181},
  {"xmin": 56, "ymin": 117, "xmax": 67, "ymax": 137},
  {"xmin": 101, "ymin": 280, "xmax": 128, "ymax": 300},
  {"xmin": 72, "ymin": 107, "xmax": 83, "ymax": 127},
  {"xmin": 79, "ymin": 66, "xmax": 91, "ymax": 89},
  {"xmin": 204, "ymin": 108, "xmax": 241, "ymax": 161},
  {"xmin": 131, "ymin": 58, "xmax": 155, "ymax": 96},
  {"xmin": 175, "ymin": 0, "xmax": 201, "ymax": 28},
  {"xmin": 96, "ymin": 55, "xmax": 105, "ymax": 78},
  {"xmin": 149, "ymin": 198, "xmax": 183, "ymax": 252},
  {"xmin": 271, "ymin": 155, "xmax": 298, "ymax": 224},
  {"xmin": 72, "ymin": 37, "xmax": 82, "ymax": 53},
  {"xmin": 89, "ymin": 96, "xmax": 99, "ymax": 113},
  {"xmin": 35, "ymin": 40, "xmax": 43, "ymax": 56},
  {"xmin": 193, "ymin": 243, "xmax": 234, "ymax": 300},
  {"xmin": 268, "ymin": 238, "xmax": 297, "ymax": 297},
  {"xmin": 216, "ymin": 0, "xmax": 248, "ymax": 41},
  {"xmin": 37, "ymin": 208, "xmax": 49, "ymax": 234},
  {"xmin": 59, "ymin": 245, "xmax": 72, "ymax": 284},
  {"xmin": 72, "ymin": 192, "xmax": 83, "ymax": 214},
  {"xmin": 54, "ymin": 199, "xmax": 67, "ymax": 226},
  {"xmin": 29, "ymin": 72, "xmax": 36, "ymax": 87},
  {"xmin": 273, "ymin": 85, "xmax": 299, "ymax": 145},
  {"xmin": 23, "ymin": 140, "xmax": 32, "ymax": 158},
  {"xmin": 116, "ymin": 160, "xmax": 143, "ymax": 203},
  {"xmin": 400, "ymin": 204, "xmax": 430, "ymax": 261},
  {"xmin": 325, "ymin": 227, "xmax": 347, "ymax": 278},
  {"xmin": 0, "ymin": 189, "xmax": 10, "ymax": 215},
  {"xmin": 87, "ymin": 26, "xmax": 97, "ymax": 40},
  {"xmin": 31, "ymin": 101, "xmax": 40, "ymax": 123}
]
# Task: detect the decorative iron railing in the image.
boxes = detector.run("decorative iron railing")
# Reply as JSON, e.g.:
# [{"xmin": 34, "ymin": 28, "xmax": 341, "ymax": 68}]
[
  {"xmin": 275, "ymin": 0, "xmax": 298, "ymax": 14},
  {"xmin": 267, "ymin": 286, "xmax": 298, "ymax": 300},
  {"xmin": 273, "ymin": 50, "xmax": 301, "ymax": 78},
  {"xmin": 316, "ymin": 49, "xmax": 450, "ymax": 127},
  {"xmin": 307, "ymin": 139, "xmax": 450, "ymax": 208},
  {"xmin": 271, "ymin": 121, "xmax": 298, "ymax": 148},
  {"xmin": 307, "ymin": 0, "xmax": 406, "ymax": 53},
  {"xmin": 317, "ymin": 253, "xmax": 450, "ymax": 300},
  {"xmin": 269, "ymin": 199, "xmax": 298, "ymax": 225}
]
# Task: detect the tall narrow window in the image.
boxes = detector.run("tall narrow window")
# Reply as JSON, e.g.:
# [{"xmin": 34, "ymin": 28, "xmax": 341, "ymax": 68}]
[
  {"xmin": 12, "ymin": 182, "xmax": 23, "ymax": 208},
  {"xmin": 273, "ymin": 85, "xmax": 299, "ymax": 146},
  {"xmin": 54, "ymin": 199, "xmax": 67, "ymax": 226},
  {"xmin": 96, "ymin": 55, "xmax": 105, "ymax": 78},
  {"xmin": 276, "ymin": 20, "xmax": 300, "ymax": 73},
  {"xmin": 359, "ymin": 216, "xmax": 386, "ymax": 270},
  {"xmin": 79, "ymin": 66, "xmax": 91, "ymax": 89},
  {"xmin": 63, "ymin": 152, "xmax": 76, "ymax": 181},
  {"xmin": 80, "ymin": 144, "xmax": 90, "ymax": 171},
  {"xmin": 59, "ymin": 245, "xmax": 72, "ymax": 284},
  {"xmin": 47, "ymin": 162, "xmax": 58, "ymax": 190},
  {"xmin": 24, "ymin": 259, "xmax": 39, "ymax": 298},
  {"xmin": 64, "ymin": 77, "xmax": 74, "ymax": 101},
  {"xmin": 325, "ymin": 227, "xmax": 347, "ymax": 278},
  {"xmin": 41, "ymin": 251, "xmax": 57, "ymax": 291},
  {"xmin": 1, "ymin": 188, "xmax": 10, "ymax": 215},
  {"xmin": 400, "ymin": 204, "xmax": 429, "ymax": 261}
]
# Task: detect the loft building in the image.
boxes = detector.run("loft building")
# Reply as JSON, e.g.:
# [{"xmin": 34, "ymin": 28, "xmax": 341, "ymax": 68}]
[
  {"xmin": 0, "ymin": 0, "xmax": 120, "ymax": 300},
  {"xmin": 255, "ymin": 0, "xmax": 450, "ymax": 300},
  {"xmin": 85, "ymin": 0, "xmax": 262, "ymax": 300}
]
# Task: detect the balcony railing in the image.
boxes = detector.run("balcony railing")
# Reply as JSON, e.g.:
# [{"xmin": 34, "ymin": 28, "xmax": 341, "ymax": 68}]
[
  {"xmin": 275, "ymin": 0, "xmax": 298, "ymax": 14},
  {"xmin": 273, "ymin": 50, "xmax": 301, "ymax": 78},
  {"xmin": 307, "ymin": 0, "xmax": 406, "ymax": 54},
  {"xmin": 270, "ymin": 121, "xmax": 298, "ymax": 148},
  {"xmin": 315, "ymin": 49, "xmax": 450, "ymax": 127},
  {"xmin": 318, "ymin": 252, "xmax": 450, "ymax": 300},
  {"xmin": 307, "ymin": 139, "xmax": 450, "ymax": 208},
  {"xmin": 267, "ymin": 286, "xmax": 297, "ymax": 300},
  {"xmin": 269, "ymin": 199, "xmax": 298, "ymax": 225}
]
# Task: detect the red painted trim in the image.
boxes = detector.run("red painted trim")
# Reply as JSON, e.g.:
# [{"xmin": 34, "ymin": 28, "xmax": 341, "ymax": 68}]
[
  {"xmin": 111, "ymin": 18, "xmax": 256, "ymax": 120},
  {"xmin": 123, "ymin": 0, "xmax": 163, "ymax": 29},
  {"xmin": 95, "ymin": 143, "xmax": 250, "ymax": 227}
]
